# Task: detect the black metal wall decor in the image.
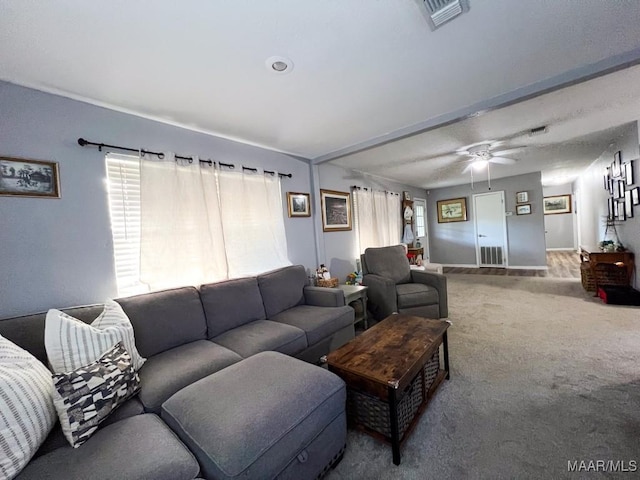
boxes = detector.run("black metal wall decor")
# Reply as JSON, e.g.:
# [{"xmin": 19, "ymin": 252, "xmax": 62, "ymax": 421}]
[{"xmin": 604, "ymin": 151, "xmax": 636, "ymax": 221}]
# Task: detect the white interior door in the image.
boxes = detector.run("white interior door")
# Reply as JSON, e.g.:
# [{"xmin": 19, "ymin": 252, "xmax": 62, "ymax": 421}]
[
  {"xmin": 474, "ymin": 191, "xmax": 508, "ymax": 267},
  {"xmin": 413, "ymin": 197, "xmax": 429, "ymax": 261}
]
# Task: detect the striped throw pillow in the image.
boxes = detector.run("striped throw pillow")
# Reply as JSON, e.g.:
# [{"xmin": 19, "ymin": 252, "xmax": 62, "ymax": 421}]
[
  {"xmin": 0, "ymin": 334, "xmax": 56, "ymax": 480},
  {"xmin": 45, "ymin": 299, "xmax": 146, "ymax": 374}
]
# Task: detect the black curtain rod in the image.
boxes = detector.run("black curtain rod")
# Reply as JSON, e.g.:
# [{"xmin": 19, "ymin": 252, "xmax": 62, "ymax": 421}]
[
  {"xmin": 351, "ymin": 185, "xmax": 399, "ymax": 195},
  {"xmin": 77, "ymin": 138, "xmax": 292, "ymax": 178}
]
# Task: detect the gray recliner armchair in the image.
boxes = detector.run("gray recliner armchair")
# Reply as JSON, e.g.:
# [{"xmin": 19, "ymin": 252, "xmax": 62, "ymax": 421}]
[{"xmin": 361, "ymin": 245, "xmax": 448, "ymax": 320}]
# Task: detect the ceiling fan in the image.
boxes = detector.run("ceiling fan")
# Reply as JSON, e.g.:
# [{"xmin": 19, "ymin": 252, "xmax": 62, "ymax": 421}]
[{"xmin": 459, "ymin": 143, "xmax": 518, "ymax": 173}]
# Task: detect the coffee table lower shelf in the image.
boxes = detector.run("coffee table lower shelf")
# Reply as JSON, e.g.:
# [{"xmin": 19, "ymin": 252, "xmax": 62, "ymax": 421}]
[{"xmin": 345, "ymin": 352, "xmax": 447, "ymax": 464}]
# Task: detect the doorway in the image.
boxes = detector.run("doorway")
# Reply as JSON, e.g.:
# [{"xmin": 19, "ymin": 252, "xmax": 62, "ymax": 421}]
[
  {"xmin": 413, "ymin": 197, "xmax": 429, "ymax": 261},
  {"xmin": 473, "ymin": 191, "xmax": 508, "ymax": 267}
]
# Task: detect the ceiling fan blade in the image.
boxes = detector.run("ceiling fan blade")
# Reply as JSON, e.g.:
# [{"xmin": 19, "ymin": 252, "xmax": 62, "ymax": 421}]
[
  {"xmin": 492, "ymin": 146, "xmax": 527, "ymax": 157},
  {"xmin": 490, "ymin": 156, "xmax": 517, "ymax": 165}
]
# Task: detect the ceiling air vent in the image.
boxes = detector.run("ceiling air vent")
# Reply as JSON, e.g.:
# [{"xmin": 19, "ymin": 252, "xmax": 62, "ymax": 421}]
[
  {"xmin": 422, "ymin": 0, "xmax": 466, "ymax": 28},
  {"xmin": 529, "ymin": 125, "xmax": 548, "ymax": 136}
]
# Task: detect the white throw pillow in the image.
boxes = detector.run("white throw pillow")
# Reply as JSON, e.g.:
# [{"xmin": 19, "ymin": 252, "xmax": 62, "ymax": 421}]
[
  {"xmin": 45, "ymin": 299, "xmax": 146, "ymax": 373},
  {"xmin": 0, "ymin": 334, "xmax": 56, "ymax": 479}
]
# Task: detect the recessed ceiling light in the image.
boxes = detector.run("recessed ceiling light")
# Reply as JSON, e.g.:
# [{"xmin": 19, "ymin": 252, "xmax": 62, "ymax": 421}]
[{"xmin": 266, "ymin": 56, "xmax": 294, "ymax": 75}]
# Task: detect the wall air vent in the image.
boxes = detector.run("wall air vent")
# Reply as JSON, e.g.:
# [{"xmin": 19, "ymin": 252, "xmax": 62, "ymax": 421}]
[{"xmin": 422, "ymin": 0, "xmax": 467, "ymax": 28}]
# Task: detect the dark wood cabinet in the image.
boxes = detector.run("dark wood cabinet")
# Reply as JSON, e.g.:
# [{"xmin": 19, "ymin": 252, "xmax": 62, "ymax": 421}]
[{"xmin": 579, "ymin": 246, "xmax": 635, "ymax": 293}]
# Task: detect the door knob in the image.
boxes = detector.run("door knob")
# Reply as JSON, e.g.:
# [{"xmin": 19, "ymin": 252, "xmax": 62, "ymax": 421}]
[{"xmin": 478, "ymin": 234, "xmax": 487, "ymax": 237}]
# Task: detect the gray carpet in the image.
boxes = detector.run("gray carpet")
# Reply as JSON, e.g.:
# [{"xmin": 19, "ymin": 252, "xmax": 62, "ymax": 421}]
[{"xmin": 326, "ymin": 274, "xmax": 640, "ymax": 479}]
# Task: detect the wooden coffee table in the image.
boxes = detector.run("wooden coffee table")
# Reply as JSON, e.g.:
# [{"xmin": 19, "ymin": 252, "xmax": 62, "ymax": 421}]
[{"xmin": 325, "ymin": 314, "xmax": 450, "ymax": 465}]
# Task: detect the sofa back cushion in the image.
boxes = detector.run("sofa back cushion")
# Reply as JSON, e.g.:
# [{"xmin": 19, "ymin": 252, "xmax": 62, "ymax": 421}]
[
  {"xmin": 257, "ymin": 265, "xmax": 307, "ymax": 318},
  {"xmin": 200, "ymin": 278, "xmax": 266, "ymax": 338},
  {"xmin": 116, "ymin": 287, "xmax": 207, "ymax": 358},
  {"xmin": 0, "ymin": 305, "xmax": 105, "ymax": 365},
  {"xmin": 363, "ymin": 245, "xmax": 411, "ymax": 284}
]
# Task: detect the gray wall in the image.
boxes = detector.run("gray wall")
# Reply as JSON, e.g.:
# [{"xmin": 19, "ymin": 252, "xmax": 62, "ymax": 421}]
[
  {"xmin": 427, "ymin": 172, "xmax": 547, "ymax": 267},
  {"xmin": 575, "ymin": 121, "xmax": 640, "ymax": 288},
  {"xmin": 543, "ymin": 184, "xmax": 575, "ymax": 250},
  {"xmin": 0, "ymin": 81, "xmax": 316, "ymax": 318},
  {"xmin": 317, "ymin": 163, "xmax": 426, "ymax": 283}
]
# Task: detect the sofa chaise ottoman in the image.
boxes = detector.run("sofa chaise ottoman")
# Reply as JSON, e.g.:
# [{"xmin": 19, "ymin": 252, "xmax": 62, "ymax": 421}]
[{"xmin": 162, "ymin": 351, "xmax": 346, "ymax": 480}]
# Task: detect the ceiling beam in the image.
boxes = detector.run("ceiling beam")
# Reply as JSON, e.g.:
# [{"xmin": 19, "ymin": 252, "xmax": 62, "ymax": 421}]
[{"xmin": 311, "ymin": 46, "xmax": 640, "ymax": 166}]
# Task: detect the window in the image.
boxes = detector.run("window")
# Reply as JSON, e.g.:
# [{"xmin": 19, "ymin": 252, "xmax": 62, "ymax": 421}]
[
  {"xmin": 106, "ymin": 153, "xmax": 290, "ymax": 296},
  {"xmin": 105, "ymin": 154, "xmax": 148, "ymax": 297},
  {"xmin": 415, "ymin": 203, "xmax": 426, "ymax": 238}
]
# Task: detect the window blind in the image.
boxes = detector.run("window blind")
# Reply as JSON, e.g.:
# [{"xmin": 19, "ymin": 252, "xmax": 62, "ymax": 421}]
[{"xmin": 105, "ymin": 154, "xmax": 149, "ymax": 297}]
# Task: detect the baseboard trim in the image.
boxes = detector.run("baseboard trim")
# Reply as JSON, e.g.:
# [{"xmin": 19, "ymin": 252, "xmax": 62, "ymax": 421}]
[
  {"xmin": 508, "ymin": 265, "xmax": 548, "ymax": 270},
  {"xmin": 441, "ymin": 264, "xmax": 478, "ymax": 268},
  {"xmin": 546, "ymin": 248, "xmax": 575, "ymax": 251}
]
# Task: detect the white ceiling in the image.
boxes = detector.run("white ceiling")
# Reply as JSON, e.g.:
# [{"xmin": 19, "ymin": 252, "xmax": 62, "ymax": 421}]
[{"xmin": 2, "ymin": 1, "xmax": 640, "ymax": 188}]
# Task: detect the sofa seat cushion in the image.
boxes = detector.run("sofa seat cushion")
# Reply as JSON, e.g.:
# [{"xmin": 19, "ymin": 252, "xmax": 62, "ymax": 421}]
[
  {"xmin": 269, "ymin": 305, "xmax": 354, "ymax": 345},
  {"xmin": 16, "ymin": 414, "xmax": 199, "ymax": 480},
  {"xmin": 138, "ymin": 340, "xmax": 242, "ymax": 413},
  {"xmin": 396, "ymin": 283, "xmax": 439, "ymax": 309},
  {"xmin": 35, "ymin": 397, "xmax": 145, "ymax": 459},
  {"xmin": 212, "ymin": 320, "xmax": 307, "ymax": 358},
  {"xmin": 161, "ymin": 351, "xmax": 346, "ymax": 480}
]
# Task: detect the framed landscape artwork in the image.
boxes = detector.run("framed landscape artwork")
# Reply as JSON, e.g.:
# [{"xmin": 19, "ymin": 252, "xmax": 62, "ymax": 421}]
[
  {"xmin": 0, "ymin": 157, "xmax": 60, "ymax": 198},
  {"xmin": 320, "ymin": 189, "xmax": 352, "ymax": 231},
  {"xmin": 516, "ymin": 204, "xmax": 531, "ymax": 215},
  {"xmin": 543, "ymin": 194, "xmax": 572, "ymax": 215},
  {"xmin": 286, "ymin": 192, "xmax": 311, "ymax": 217},
  {"xmin": 436, "ymin": 197, "xmax": 467, "ymax": 223}
]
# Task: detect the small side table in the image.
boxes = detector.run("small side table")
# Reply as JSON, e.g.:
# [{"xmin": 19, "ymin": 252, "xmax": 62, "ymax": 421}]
[{"xmin": 338, "ymin": 284, "xmax": 369, "ymax": 329}]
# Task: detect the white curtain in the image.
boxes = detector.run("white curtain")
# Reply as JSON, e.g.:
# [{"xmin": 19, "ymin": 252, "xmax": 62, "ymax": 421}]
[
  {"xmin": 354, "ymin": 188, "xmax": 402, "ymax": 253},
  {"xmin": 139, "ymin": 154, "xmax": 290, "ymax": 290},
  {"xmin": 140, "ymin": 153, "xmax": 228, "ymax": 290},
  {"xmin": 217, "ymin": 169, "xmax": 290, "ymax": 278}
]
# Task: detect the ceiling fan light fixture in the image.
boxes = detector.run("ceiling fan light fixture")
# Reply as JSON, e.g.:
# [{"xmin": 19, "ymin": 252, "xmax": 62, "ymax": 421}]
[{"xmin": 472, "ymin": 159, "xmax": 488, "ymax": 171}]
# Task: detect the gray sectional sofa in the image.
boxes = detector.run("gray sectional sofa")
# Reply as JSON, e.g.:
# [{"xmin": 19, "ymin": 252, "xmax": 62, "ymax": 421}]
[{"xmin": 0, "ymin": 265, "xmax": 355, "ymax": 480}]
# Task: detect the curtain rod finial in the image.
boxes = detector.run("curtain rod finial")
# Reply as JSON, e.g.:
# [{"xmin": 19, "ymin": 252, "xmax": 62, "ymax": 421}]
[{"xmin": 77, "ymin": 138, "xmax": 87, "ymax": 146}]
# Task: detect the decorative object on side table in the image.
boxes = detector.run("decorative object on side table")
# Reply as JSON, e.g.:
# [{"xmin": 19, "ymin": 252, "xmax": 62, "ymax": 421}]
[
  {"xmin": 316, "ymin": 264, "xmax": 338, "ymax": 287},
  {"xmin": 436, "ymin": 197, "xmax": 467, "ymax": 223},
  {"xmin": 0, "ymin": 156, "xmax": 60, "ymax": 198},
  {"xmin": 320, "ymin": 189, "xmax": 352, "ymax": 231},
  {"xmin": 286, "ymin": 192, "xmax": 310, "ymax": 217}
]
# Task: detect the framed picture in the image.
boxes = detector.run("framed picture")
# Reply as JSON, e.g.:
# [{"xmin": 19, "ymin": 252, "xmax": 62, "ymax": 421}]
[
  {"xmin": 516, "ymin": 191, "xmax": 528, "ymax": 203},
  {"xmin": 286, "ymin": 192, "xmax": 311, "ymax": 217},
  {"xmin": 632, "ymin": 187, "xmax": 640, "ymax": 206},
  {"xmin": 616, "ymin": 199, "xmax": 626, "ymax": 221},
  {"xmin": 437, "ymin": 197, "xmax": 468, "ymax": 223},
  {"xmin": 624, "ymin": 190, "xmax": 633, "ymax": 219},
  {"xmin": 608, "ymin": 197, "xmax": 614, "ymax": 220},
  {"xmin": 612, "ymin": 151, "xmax": 622, "ymax": 177},
  {"xmin": 320, "ymin": 189, "xmax": 352, "ymax": 231},
  {"xmin": 0, "ymin": 157, "xmax": 60, "ymax": 198},
  {"xmin": 543, "ymin": 194, "xmax": 572, "ymax": 215},
  {"xmin": 625, "ymin": 161, "xmax": 634, "ymax": 186},
  {"xmin": 618, "ymin": 180, "xmax": 626, "ymax": 199},
  {"xmin": 403, "ymin": 191, "xmax": 411, "ymax": 201},
  {"xmin": 516, "ymin": 204, "xmax": 531, "ymax": 215}
]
